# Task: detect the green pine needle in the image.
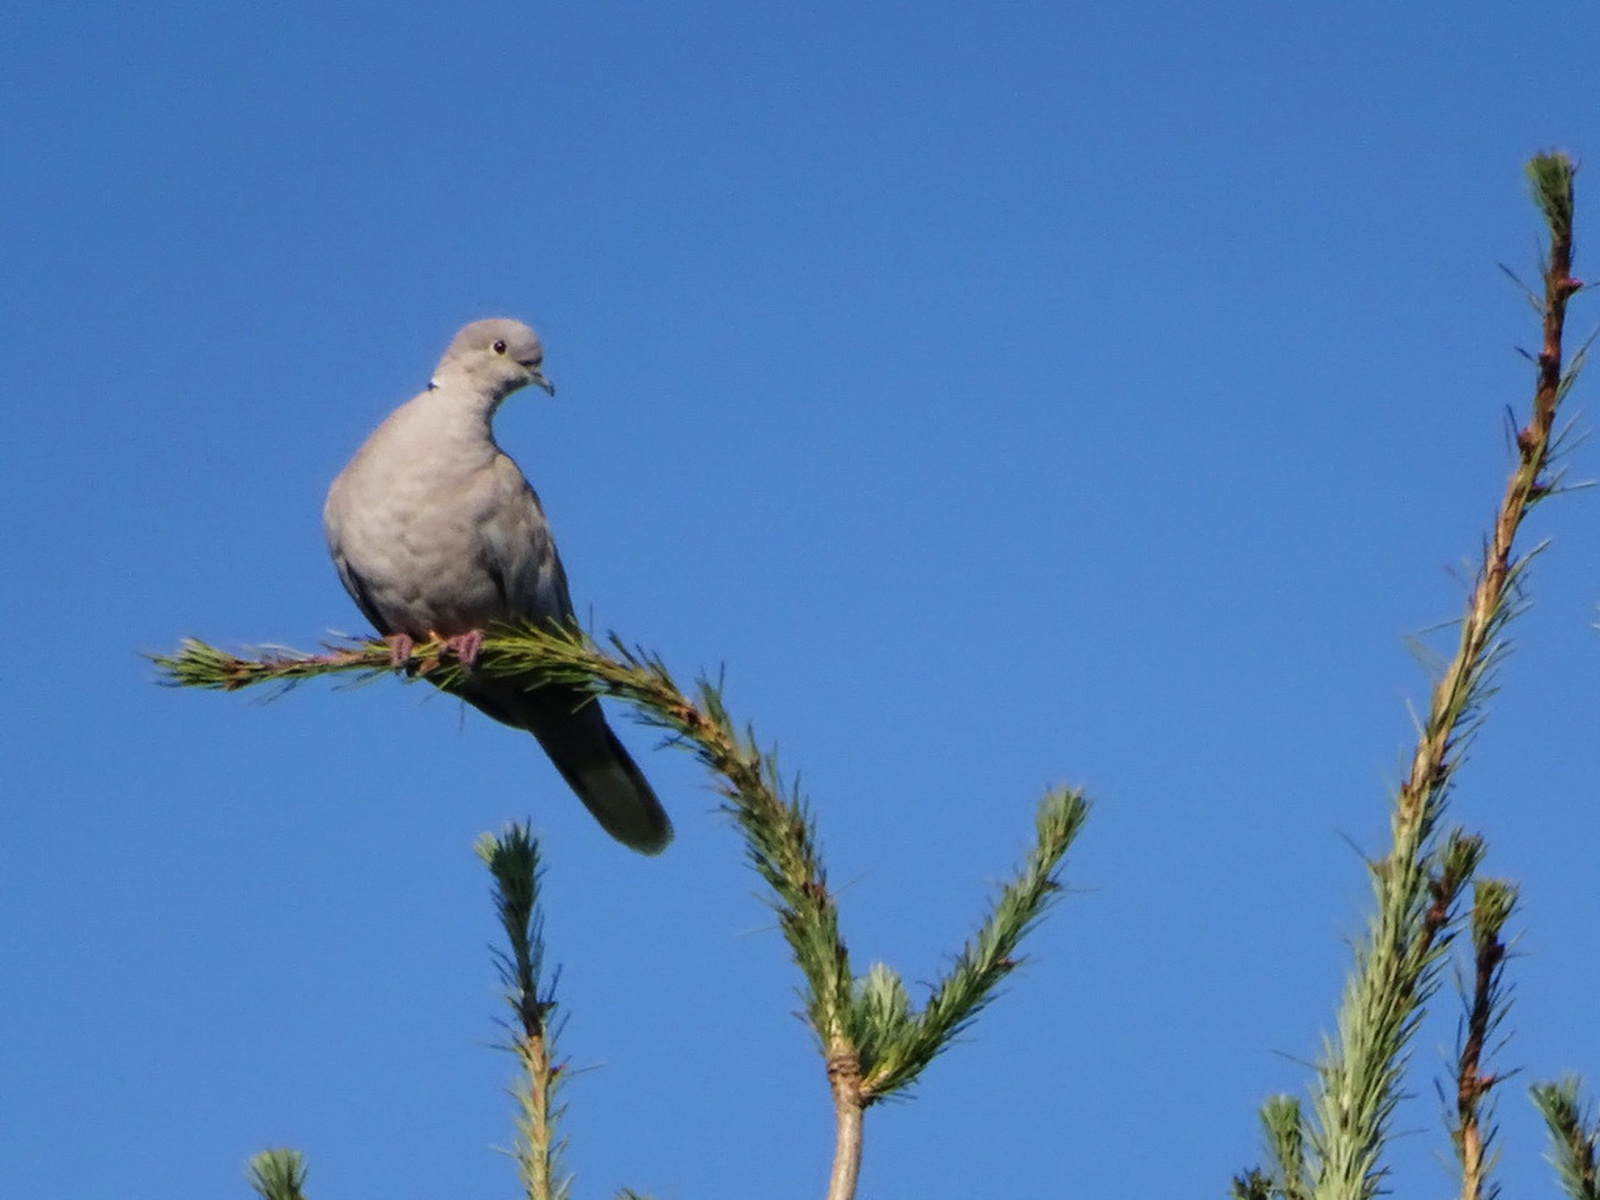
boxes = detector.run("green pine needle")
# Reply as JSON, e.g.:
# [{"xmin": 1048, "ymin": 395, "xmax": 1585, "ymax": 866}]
[
  {"xmin": 1526, "ymin": 152, "xmax": 1577, "ymax": 245},
  {"xmin": 246, "ymin": 1149, "xmax": 308, "ymax": 1200},
  {"xmin": 1533, "ymin": 1078, "xmax": 1600, "ymax": 1200}
]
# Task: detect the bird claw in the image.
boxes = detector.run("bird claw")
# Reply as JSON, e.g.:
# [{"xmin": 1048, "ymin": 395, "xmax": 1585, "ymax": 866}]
[
  {"xmin": 384, "ymin": 633, "xmax": 416, "ymax": 668},
  {"xmin": 444, "ymin": 629, "xmax": 485, "ymax": 667},
  {"xmin": 385, "ymin": 630, "xmax": 483, "ymax": 676}
]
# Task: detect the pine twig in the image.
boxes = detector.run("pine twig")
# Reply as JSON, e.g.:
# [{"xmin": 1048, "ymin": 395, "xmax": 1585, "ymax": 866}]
[
  {"xmin": 854, "ymin": 787, "xmax": 1087, "ymax": 1100},
  {"xmin": 478, "ymin": 825, "xmax": 571, "ymax": 1200},
  {"xmin": 151, "ymin": 636, "xmax": 394, "ymax": 692},
  {"xmin": 247, "ymin": 1149, "xmax": 308, "ymax": 1200},
  {"xmin": 1532, "ymin": 1078, "xmax": 1600, "ymax": 1200},
  {"xmin": 1262, "ymin": 1094, "xmax": 1311, "ymax": 1200},
  {"xmin": 1288, "ymin": 152, "xmax": 1584, "ymax": 1200},
  {"xmin": 1450, "ymin": 879, "xmax": 1517, "ymax": 1200}
]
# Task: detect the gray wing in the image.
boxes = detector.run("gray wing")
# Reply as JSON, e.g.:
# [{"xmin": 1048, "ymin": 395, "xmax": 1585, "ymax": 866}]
[
  {"xmin": 460, "ymin": 453, "xmax": 674, "ymax": 855},
  {"xmin": 329, "ymin": 546, "xmax": 397, "ymax": 636},
  {"xmin": 477, "ymin": 452, "xmax": 575, "ymax": 626}
]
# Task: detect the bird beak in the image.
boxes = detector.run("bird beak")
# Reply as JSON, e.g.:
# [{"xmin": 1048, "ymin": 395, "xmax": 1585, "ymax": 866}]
[{"xmin": 527, "ymin": 367, "xmax": 556, "ymax": 397}]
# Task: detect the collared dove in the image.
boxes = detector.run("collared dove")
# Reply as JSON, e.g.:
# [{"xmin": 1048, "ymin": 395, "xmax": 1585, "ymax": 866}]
[{"xmin": 324, "ymin": 318, "xmax": 672, "ymax": 855}]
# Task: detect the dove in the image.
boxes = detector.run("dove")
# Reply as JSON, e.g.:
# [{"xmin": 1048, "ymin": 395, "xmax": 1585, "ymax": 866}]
[{"xmin": 323, "ymin": 319, "xmax": 672, "ymax": 854}]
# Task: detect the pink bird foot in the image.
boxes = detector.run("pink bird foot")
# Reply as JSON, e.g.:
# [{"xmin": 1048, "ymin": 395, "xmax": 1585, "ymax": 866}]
[
  {"xmin": 384, "ymin": 633, "xmax": 416, "ymax": 668},
  {"xmin": 444, "ymin": 629, "xmax": 485, "ymax": 666}
]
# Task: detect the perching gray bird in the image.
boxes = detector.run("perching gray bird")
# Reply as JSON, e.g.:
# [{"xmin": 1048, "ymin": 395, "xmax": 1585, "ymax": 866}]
[{"xmin": 323, "ymin": 318, "xmax": 672, "ymax": 854}]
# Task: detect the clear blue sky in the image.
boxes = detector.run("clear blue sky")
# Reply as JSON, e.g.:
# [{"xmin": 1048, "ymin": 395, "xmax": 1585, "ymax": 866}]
[{"xmin": 4, "ymin": 3, "xmax": 1600, "ymax": 1197}]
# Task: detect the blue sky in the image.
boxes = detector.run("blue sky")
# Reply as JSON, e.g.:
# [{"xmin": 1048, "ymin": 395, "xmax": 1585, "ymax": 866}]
[{"xmin": 5, "ymin": 3, "xmax": 1600, "ymax": 1197}]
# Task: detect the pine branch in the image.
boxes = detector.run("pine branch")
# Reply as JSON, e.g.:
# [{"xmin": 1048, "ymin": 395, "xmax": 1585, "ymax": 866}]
[
  {"xmin": 1533, "ymin": 1078, "xmax": 1600, "ymax": 1200},
  {"xmin": 1291, "ymin": 152, "xmax": 1584, "ymax": 1200},
  {"xmin": 1309, "ymin": 832, "xmax": 1481, "ymax": 1199},
  {"xmin": 162, "ymin": 608, "xmax": 1090, "ymax": 1200},
  {"xmin": 855, "ymin": 786, "xmax": 1088, "ymax": 1100},
  {"xmin": 478, "ymin": 825, "xmax": 570, "ymax": 1200},
  {"xmin": 152, "ymin": 636, "xmax": 394, "ymax": 692},
  {"xmin": 1449, "ymin": 878, "xmax": 1517, "ymax": 1200}
]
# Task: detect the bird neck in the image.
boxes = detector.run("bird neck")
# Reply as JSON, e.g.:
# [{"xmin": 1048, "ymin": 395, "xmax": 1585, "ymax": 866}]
[
  {"xmin": 415, "ymin": 380, "xmax": 505, "ymax": 441},
  {"xmin": 431, "ymin": 361, "xmax": 524, "ymax": 407}
]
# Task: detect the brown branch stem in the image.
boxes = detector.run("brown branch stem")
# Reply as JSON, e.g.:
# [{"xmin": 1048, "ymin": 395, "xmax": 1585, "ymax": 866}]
[
  {"xmin": 1396, "ymin": 163, "xmax": 1577, "ymax": 835},
  {"xmin": 518, "ymin": 1022, "xmax": 561, "ymax": 1200},
  {"xmin": 1454, "ymin": 937, "xmax": 1500, "ymax": 1200},
  {"xmin": 826, "ymin": 1046, "xmax": 867, "ymax": 1200}
]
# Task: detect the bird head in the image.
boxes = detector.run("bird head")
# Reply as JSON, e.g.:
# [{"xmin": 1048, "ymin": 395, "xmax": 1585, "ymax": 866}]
[{"xmin": 432, "ymin": 318, "xmax": 557, "ymax": 402}]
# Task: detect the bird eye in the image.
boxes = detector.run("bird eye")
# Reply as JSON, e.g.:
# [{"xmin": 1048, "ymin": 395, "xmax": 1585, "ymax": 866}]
[{"xmin": 492, "ymin": 339, "xmax": 508, "ymax": 355}]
